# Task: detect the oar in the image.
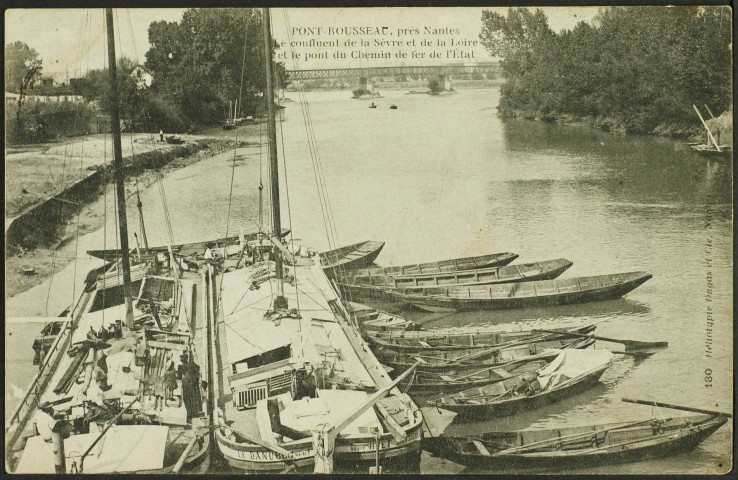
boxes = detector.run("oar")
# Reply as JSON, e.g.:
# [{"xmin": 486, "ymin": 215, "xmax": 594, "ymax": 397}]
[
  {"xmin": 622, "ymin": 398, "xmax": 732, "ymax": 418},
  {"xmin": 532, "ymin": 329, "xmax": 667, "ymax": 354},
  {"xmin": 493, "ymin": 417, "xmax": 662, "ymax": 456},
  {"xmin": 449, "ymin": 327, "xmax": 588, "ymax": 364}
]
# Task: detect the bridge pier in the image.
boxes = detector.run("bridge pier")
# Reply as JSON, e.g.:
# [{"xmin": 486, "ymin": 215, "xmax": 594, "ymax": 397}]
[
  {"xmin": 359, "ymin": 76, "xmax": 374, "ymax": 93},
  {"xmin": 437, "ymin": 74, "xmax": 452, "ymax": 91}
]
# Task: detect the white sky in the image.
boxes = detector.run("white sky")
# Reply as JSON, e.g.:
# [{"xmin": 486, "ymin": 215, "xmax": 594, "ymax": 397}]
[{"xmin": 5, "ymin": 8, "xmax": 602, "ymax": 80}]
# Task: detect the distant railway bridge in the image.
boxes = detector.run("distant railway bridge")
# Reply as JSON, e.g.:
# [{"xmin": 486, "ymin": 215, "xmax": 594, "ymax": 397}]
[
  {"xmin": 286, "ymin": 64, "xmax": 499, "ymax": 80},
  {"xmin": 285, "ymin": 64, "xmax": 500, "ymax": 91}
]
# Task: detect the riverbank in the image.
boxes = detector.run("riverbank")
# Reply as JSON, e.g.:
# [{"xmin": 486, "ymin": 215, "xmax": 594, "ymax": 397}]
[
  {"xmin": 5, "ymin": 127, "xmax": 260, "ymax": 299},
  {"xmin": 499, "ymin": 109, "xmax": 708, "ymax": 138}
]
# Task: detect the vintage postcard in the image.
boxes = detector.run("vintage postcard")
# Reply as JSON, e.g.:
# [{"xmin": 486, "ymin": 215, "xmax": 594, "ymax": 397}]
[{"xmin": 4, "ymin": 6, "xmax": 732, "ymax": 475}]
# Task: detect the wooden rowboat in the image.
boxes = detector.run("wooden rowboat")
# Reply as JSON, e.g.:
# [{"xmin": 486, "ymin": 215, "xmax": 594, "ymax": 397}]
[
  {"xmin": 336, "ymin": 259, "xmax": 573, "ymax": 300},
  {"xmin": 341, "ymin": 252, "xmax": 519, "ymax": 277},
  {"xmin": 320, "ymin": 240, "xmax": 385, "ymax": 276},
  {"xmin": 367, "ymin": 324, "xmax": 596, "ymax": 353},
  {"xmin": 346, "ymin": 302, "xmax": 421, "ymax": 332},
  {"xmin": 432, "ymin": 349, "xmax": 614, "ymax": 418},
  {"xmin": 86, "ymin": 228, "xmax": 291, "ymax": 261},
  {"xmin": 391, "ymin": 271, "xmax": 652, "ymax": 312},
  {"xmin": 422, "ymin": 414, "xmax": 728, "ymax": 471},
  {"xmin": 379, "ymin": 335, "xmax": 595, "ymax": 374},
  {"xmin": 398, "ymin": 352, "xmax": 557, "ymax": 394}
]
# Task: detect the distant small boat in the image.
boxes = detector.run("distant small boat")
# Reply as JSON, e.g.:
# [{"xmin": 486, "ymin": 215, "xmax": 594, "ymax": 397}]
[
  {"xmin": 319, "ymin": 240, "xmax": 385, "ymax": 276},
  {"xmin": 689, "ymin": 144, "xmax": 732, "ymax": 158},
  {"xmin": 432, "ymin": 349, "xmax": 614, "ymax": 417},
  {"xmin": 165, "ymin": 135, "xmax": 184, "ymax": 145},
  {"xmin": 336, "ymin": 259, "xmax": 573, "ymax": 300},
  {"xmin": 344, "ymin": 252, "xmax": 519, "ymax": 277},
  {"xmin": 369, "ymin": 103, "xmax": 377, "ymax": 109},
  {"xmin": 390, "ymin": 105, "xmax": 398, "ymax": 110},
  {"xmin": 392, "ymin": 271, "xmax": 652, "ymax": 312},
  {"xmin": 423, "ymin": 413, "xmax": 728, "ymax": 471}
]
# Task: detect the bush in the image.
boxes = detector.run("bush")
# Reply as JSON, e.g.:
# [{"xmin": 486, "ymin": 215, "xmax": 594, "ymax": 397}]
[
  {"xmin": 5, "ymin": 100, "xmax": 96, "ymax": 144},
  {"xmin": 352, "ymin": 88, "xmax": 373, "ymax": 97}
]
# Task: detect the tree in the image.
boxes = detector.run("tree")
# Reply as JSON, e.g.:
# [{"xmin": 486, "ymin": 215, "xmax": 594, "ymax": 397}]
[
  {"xmin": 145, "ymin": 8, "xmax": 288, "ymax": 124},
  {"xmin": 428, "ymin": 79, "xmax": 443, "ymax": 94},
  {"xmin": 480, "ymin": 6, "xmax": 732, "ymax": 134},
  {"xmin": 5, "ymin": 41, "xmax": 43, "ymax": 94}
]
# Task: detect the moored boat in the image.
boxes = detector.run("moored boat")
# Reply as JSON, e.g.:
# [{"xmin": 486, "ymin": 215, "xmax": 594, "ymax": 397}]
[
  {"xmin": 5, "ymin": 12, "xmax": 212, "ymax": 474},
  {"xmin": 343, "ymin": 252, "xmax": 519, "ymax": 277},
  {"xmin": 212, "ymin": 10, "xmax": 424, "ymax": 474},
  {"xmin": 320, "ymin": 240, "xmax": 385, "ymax": 276},
  {"xmin": 86, "ymin": 228, "xmax": 291, "ymax": 261},
  {"xmin": 432, "ymin": 349, "xmax": 614, "ymax": 418},
  {"xmin": 346, "ymin": 301, "xmax": 421, "ymax": 332},
  {"xmin": 379, "ymin": 334, "xmax": 595, "ymax": 374},
  {"xmin": 32, "ymin": 320, "xmax": 66, "ymax": 365},
  {"xmin": 422, "ymin": 413, "xmax": 728, "ymax": 471},
  {"xmin": 366, "ymin": 324, "xmax": 596, "ymax": 353},
  {"xmin": 392, "ymin": 271, "xmax": 652, "ymax": 312},
  {"xmin": 397, "ymin": 350, "xmax": 562, "ymax": 394},
  {"xmin": 336, "ymin": 259, "xmax": 573, "ymax": 300}
]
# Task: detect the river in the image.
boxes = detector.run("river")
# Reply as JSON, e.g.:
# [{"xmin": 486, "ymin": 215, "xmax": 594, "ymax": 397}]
[{"xmin": 5, "ymin": 87, "xmax": 732, "ymax": 474}]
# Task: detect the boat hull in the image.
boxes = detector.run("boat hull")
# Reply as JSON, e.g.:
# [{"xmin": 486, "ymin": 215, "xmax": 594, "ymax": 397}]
[
  {"xmin": 382, "ymin": 337, "xmax": 595, "ymax": 374},
  {"xmin": 423, "ymin": 416, "xmax": 727, "ymax": 471},
  {"xmin": 400, "ymin": 273, "xmax": 652, "ymax": 312},
  {"xmin": 367, "ymin": 324, "xmax": 597, "ymax": 354},
  {"xmin": 321, "ymin": 241, "xmax": 385, "ymax": 276},
  {"xmin": 337, "ymin": 259, "xmax": 573, "ymax": 302},
  {"xmin": 215, "ymin": 421, "xmax": 423, "ymax": 473},
  {"xmin": 435, "ymin": 365, "xmax": 609, "ymax": 418},
  {"xmin": 86, "ymin": 229, "xmax": 290, "ymax": 261}
]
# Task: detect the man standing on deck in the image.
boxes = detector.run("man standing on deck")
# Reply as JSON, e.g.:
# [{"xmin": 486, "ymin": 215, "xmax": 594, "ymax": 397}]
[{"xmin": 181, "ymin": 359, "xmax": 202, "ymax": 422}]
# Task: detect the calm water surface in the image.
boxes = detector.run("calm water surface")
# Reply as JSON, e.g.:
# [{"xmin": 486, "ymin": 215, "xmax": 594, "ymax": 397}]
[{"xmin": 6, "ymin": 88, "xmax": 732, "ymax": 474}]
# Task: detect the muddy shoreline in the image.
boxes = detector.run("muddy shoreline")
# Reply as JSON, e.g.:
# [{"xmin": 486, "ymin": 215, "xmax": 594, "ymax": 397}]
[{"xmin": 5, "ymin": 130, "xmax": 258, "ymax": 299}]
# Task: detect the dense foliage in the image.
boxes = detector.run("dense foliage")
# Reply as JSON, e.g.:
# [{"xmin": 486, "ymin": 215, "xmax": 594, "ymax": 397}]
[
  {"xmin": 5, "ymin": 101, "xmax": 96, "ymax": 144},
  {"xmin": 5, "ymin": 41, "xmax": 43, "ymax": 94},
  {"xmin": 145, "ymin": 8, "xmax": 288, "ymax": 124},
  {"xmin": 481, "ymin": 7, "xmax": 732, "ymax": 135}
]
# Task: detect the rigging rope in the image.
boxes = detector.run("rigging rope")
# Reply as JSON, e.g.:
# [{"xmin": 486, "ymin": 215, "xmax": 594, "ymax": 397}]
[
  {"xmin": 277, "ymin": 101, "xmax": 300, "ymax": 313},
  {"xmin": 281, "ymin": 10, "xmax": 333, "ymax": 250},
  {"xmin": 280, "ymin": 10, "xmax": 358, "ymax": 304}
]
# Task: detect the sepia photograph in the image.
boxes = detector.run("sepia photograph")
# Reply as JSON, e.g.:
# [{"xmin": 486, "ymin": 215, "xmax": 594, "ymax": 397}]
[{"xmin": 4, "ymin": 6, "xmax": 733, "ymax": 475}]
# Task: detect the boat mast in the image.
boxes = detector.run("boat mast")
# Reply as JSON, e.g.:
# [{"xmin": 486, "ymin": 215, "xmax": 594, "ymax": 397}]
[
  {"xmin": 106, "ymin": 8, "xmax": 135, "ymax": 330},
  {"xmin": 262, "ymin": 8, "xmax": 287, "ymax": 309},
  {"xmin": 136, "ymin": 186, "xmax": 149, "ymax": 251}
]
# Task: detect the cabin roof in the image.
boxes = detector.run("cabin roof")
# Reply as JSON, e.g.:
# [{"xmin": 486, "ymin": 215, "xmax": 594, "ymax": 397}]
[{"xmin": 16, "ymin": 425, "xmax": 169, "ymax": 473}]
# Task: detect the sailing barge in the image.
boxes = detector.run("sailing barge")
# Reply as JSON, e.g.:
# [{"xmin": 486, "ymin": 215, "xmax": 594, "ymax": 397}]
[
  {"xmin": 211, "ymin": 10, "xmax": 424, "ymax": 474},
  {"xmin": 6, "ymin": 10, "xmax": 211, "ymax": 474}
]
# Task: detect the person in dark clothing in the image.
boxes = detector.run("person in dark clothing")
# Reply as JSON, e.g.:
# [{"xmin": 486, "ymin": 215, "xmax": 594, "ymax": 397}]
[
  {"xmin": 164, "ymin": 362, "xmax": 179, "ymax": 406},
  {"xmin": 181, "ymin": 361, "xmax": 202, "ymax": 422}
]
